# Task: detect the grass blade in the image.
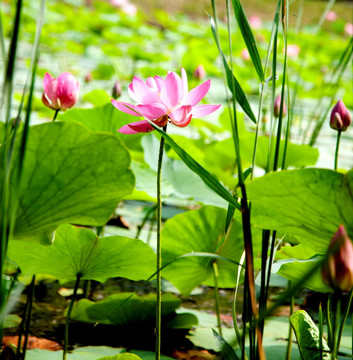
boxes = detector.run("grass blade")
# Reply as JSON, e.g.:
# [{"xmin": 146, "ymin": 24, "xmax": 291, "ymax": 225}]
[
  {"xmin": 150, "ymin": 122, "xmax": 241, "ymax": 210},
  {"xmin": 209, "ymin": 16, "xmax": 257, "ymax": 123},
  {"xmin": 230, "ymin": 0, "xmax": 264, "ymax": 82}
]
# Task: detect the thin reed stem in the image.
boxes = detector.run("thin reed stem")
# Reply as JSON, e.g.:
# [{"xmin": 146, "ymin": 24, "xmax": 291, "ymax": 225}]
[
  {"xmin": 155, "ymin": 125, "xmax": 167, "ymax": 360},
  {"xmin": 22, "ymin": 275, "xmax": 35, "ymax": 360},
  {"xmin": 212, "ymin": 262, "xmax": 223, "ymax": 336},
  {"xmin": 63, "ymin": 274, "xmax": 81, "ymax": 360},
  {"xmin": 336, "ymin": 289, "xmax": 353, "ymax": 356}
]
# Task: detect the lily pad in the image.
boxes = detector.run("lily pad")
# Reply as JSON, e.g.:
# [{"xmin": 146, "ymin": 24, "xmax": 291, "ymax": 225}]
[
  {"xmin": 71, "ymin": 292, "xmax": 181, "ymax": 325},
  {"xmin": 7, "ymin": 121, "xmax": 134, "ymax": 239},
  {"xmin": 161, "ymin": 206, "xmax": 262, "ymax": 295},
  {"xmin": 8, "ymin": 224, "xmax": 156, "ymax": 283}
]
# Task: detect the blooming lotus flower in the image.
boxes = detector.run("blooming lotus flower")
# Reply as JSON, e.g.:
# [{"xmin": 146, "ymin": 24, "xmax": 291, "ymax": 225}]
[
  {"xmin": 321, "ymin": 225, "xmax": 353, "ymax": 292},
  {"xmin": 330, "ymin": 100, "xmax": 351, "ymax": 131},
  {"xmin": 42, "ymin": 72, "xmax": 79, "ymax": 111},
  {"xmin": 113, "ymin": 68, "xmax": 221, "ymax": 134},
  {"xmin": 274, "ymin": 95, "xmax": 287, "ymax": 118}
]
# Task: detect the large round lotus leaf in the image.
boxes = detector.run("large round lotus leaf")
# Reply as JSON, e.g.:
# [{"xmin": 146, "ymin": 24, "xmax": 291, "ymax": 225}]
[
  {"xmin": 8, "ymin": 224, "xmax": 156, "ymax": 283},
  {"xmin": 7, "ymin": 121, "xmax": 134, "ymax": 239},
  {"xmin": 246, "ymin": 168, "xmax": 353, "ymax": 253},
  {"xmin": 71, "ymin": 292, "xmax": 181, "ymax": 325},
  {"xmin": 161, "ymin": 206, "xmax": 262, "ymax": 295}
]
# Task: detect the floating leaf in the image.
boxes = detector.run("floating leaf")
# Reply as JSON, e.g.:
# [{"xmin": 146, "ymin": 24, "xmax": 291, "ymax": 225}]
[
  {"xmin": 71, "ymin": 293, "xmax": 181, "ymax": 326},
  {"xmin": 7, "ymin": 122, "xmax": 134, "ymax": 239},
  {"xmin": 162, "ymin": 206, "xmax": 261, "ymax": 295},
  {"xmin": 8, "ymin": 224, "xmax": 156, "ymax": 283}
]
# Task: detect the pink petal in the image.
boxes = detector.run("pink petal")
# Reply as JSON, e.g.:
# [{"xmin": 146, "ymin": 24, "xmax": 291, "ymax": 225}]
[
  {"xmin": 169, "ymin": 105, "xmax": 192, "ymax": 127},
  {"xmin": 130, "ymin": 76, "xmax": 160, "ymax": 104},
  {"xmin": 160, "ymin": 71, "xmax": 183, "ymax": 111},
  {"xmin": 191, "ymin": 104, "xmax": 221, "ymax": 118},
  {"xmin": 136, "ymin": 103, "xmax": 167, "ymax": 120},
  {"xmin": 43, "ymin": 72, "xmax": 54, "ymax": 90},
  {"xmin": 146, "ymin": 77, "xmax": 158, "ymax": 91},
  {"xmin": 154, "ymin": 76, "xmax": 164, "ymax": 93},
  {"xmin": 111, "ymin": 99, "xmax": 141, "ymax": 116},
  {"xmin": 128, "ymin": 83, "xmax": 140, "ymax": 103},
  {"xmin": 181, "ymin": 68, "xmax": 188, "ymax": 99},
  {"xmin": 182, "ymin": 79, "xmax": 211, "ymax": 106},
  {"xmin": 118, "ymin": 120, "xmax": 154, "ymax": 134}
]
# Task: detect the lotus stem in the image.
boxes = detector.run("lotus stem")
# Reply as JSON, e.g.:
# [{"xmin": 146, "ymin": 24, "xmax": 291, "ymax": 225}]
[
  {"xmin": 52, "ymin": 109, "xmax": 59, "ymax": 122},
  {"xmin": 63, "ymin": 273, "xmax": 81, "ymax": 360},
  {"xmin": 155, "ymin": 125, "xmax": 167, "ymax": 360},
  {"xmin": 334, "ymin": 130, "xmax": 342, "ymax": 171}
]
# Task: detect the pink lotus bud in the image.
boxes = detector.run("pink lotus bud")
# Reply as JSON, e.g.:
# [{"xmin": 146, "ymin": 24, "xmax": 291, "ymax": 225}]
[
  {"xmin": 321, "ymin": 225, "xmax": 353, "ymax": 292},
  {"xmin": 325, "ymin": 11, "xmax": 337, "ymax": 22},
  {"xmin": 330, "ymin": 100, "xmax": 351, "ymax": 131},
  {"xmin": 241, "ymin": 48, "xmax": 250, "ymax": 61},
  {"xmin": 112, "ymin": 81, "xmax": 122, "ymax": 99},
  {"xmin": 249, "ymin": 15, "xmax": 262, "ymax": 29},
  {"xmin": 274, "ymin": 95, "xmax": 287, "ymax": 118},
  {"xmin": 42, "ymin": 72, "xmax": 79, "ymax": 111},
  {"xmin": 344, "ymin": 23, "xmax": 353, "ymax": 36},
  {"xmin": 193, "ymin": 65, "xmax": 206, "ymax": 80},
  {"xmin": 84, "ymin": 72, "xmax": 92, "ymax": 83}
]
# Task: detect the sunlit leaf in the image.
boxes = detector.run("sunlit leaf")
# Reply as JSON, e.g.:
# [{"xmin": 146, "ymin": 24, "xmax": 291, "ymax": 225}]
[
  {"xmin": 8, "ymin": 224, "xmax": 156, "ymax": 283},
  {"xmin": 6, "ymin": 122, "xmax": 134, "ymax": 239}
]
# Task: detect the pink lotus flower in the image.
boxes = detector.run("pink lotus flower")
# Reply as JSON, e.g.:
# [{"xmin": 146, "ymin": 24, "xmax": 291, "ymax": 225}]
[
  {"xmin": 42, "ymin": 72, "xmax": 79, "ymax": 111},
  {"xmin": 344, "ymin": 23, "xmax": 353, "ymax": 36},
  {"xmin": 330, "ymin": 100, "xmax": 352, "ymax": 131},
  {"xmin": 321, "ymin": 225, "xmax": 353, "ymax": 292},
  {"xmin": 325, "ymin": 11, "xmax": 337, "ymax": 22},
  {"xmin": 113, "ymin": 69, "xmax": 221, "ymax": 134},
  {"xmin": 249, "ymin": 15, "xmax": 262, "ymax": 29}
]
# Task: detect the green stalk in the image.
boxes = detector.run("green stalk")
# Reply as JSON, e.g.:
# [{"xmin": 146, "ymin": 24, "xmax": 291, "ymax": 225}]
[
  {"xmin": 63, "ymin": 274, "xmax": 81, "ymax": 360},
  {"xmin": 52, "ymin": 109, "xmax": 59, "ymax": 122},
  {"xmin": 0, "ymin": 0, "xmax": 23, "ymax": 343},
  {"xmin": 155, "ymin": 125, "xmax": 167, "ymax": 360},
  {"xmin": 212, "ymin": 262, "xmax": 223, "ymax": 337},
  {"xmin": 331, "ymin": 294, "xmax": 340, "ymax": 359},
  {"xmin": 319, "ymin": 302, "xmax": 323, "ymax": 360},
  {"xmin": 336, "ymin": 289, "xmax": 353, "ymax": 356},
  {"xmin": 16, "ymin": 276, "xmax": 35, "ymax": 360},
  {"xmin": 334, "ymin": 130, "xmax": 341, "ymax": 171},
  {"xmin": 285, "ymin": 288, "xmax": 294, "ymax": 360},
  {"xmin": 273, "ymin": 0, "xmax": 288, "ymax": 172},
  {"xmin": 327, "ymin": 294, "xmax": 333, "ymax": 350},
  {"xmin": 22, "ymin": 275, "xmax": 35, "ymax": 360},
  {"xmin": 251, "ymin": 0, "xmax": 281, "ymax": 179}
]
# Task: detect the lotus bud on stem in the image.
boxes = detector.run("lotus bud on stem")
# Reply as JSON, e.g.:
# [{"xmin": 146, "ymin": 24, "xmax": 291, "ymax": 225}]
[{"xmin": 330, "ymin": 100, "xmax": 351, "ymax": 170}]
